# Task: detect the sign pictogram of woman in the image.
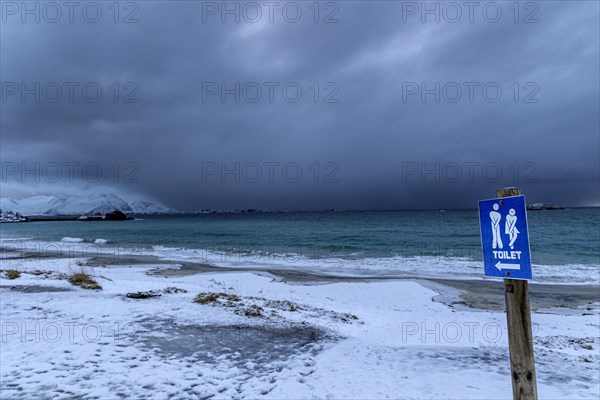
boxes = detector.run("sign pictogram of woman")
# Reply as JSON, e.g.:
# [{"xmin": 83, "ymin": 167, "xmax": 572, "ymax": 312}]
[{"xmin": 505, "ymin": 208, "xmax": 520, "ymax": 249}]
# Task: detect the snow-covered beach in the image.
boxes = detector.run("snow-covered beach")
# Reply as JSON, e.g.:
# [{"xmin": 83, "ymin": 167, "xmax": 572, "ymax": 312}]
[
  {"xmin": 1, "ymin": 246, "xmax": 598, "ymax": 399},
  {"xmin": 3, "ymin": 0, "xmax": 599, "ymax": 397}
]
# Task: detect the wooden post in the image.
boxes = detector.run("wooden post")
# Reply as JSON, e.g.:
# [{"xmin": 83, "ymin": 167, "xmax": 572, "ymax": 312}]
[{"xmin": 497, "ymin": 187, "xmax": 538, "ymax": 400}]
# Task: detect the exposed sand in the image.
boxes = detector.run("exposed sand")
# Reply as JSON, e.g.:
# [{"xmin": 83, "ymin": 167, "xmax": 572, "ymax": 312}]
[
  {"xmin": 427, "ymin": 278, "xmax": 600, "ymax": 312},
  {"xmin": 6, "ymin": 246, "xmax": 598, "ymax": 313}
]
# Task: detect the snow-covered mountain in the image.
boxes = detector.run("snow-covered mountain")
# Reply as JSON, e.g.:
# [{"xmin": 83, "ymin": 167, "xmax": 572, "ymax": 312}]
[
  {"xmin": 0, "ymin": 209, "xmax": 28, "ymax": 223},
  {"xmin": 0, "ymin": 194, "xmax": 174, "ymax": 216},
  {"xmin": 128, "ymin": 200, "xmax": 173, "ymax": 214}
]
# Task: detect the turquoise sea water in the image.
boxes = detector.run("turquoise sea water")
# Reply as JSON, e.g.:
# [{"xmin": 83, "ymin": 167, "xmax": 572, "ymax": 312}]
[{"xmin": 1, "ymin": 209, "xmax": 599, "ymax": 283}]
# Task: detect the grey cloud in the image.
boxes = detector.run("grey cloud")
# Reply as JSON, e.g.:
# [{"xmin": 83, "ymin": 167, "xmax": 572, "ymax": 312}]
[{"xmin": 1, "ymin": 1, "xmax": 598, "ymax": 210}]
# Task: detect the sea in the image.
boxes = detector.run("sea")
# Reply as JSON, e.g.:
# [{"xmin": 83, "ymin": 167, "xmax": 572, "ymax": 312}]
[{"xmin": 1, "ymin": 209, "xmax": 599, "ymax": 284}]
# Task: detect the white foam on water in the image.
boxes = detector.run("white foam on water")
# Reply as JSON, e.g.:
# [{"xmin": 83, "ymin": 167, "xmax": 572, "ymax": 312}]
[
  {"xmin": 61, "ymin": 237, "xmax": 84, "ymax": 243},
  {"xmin": 1, "ymin": 238, "xmax": 598, "ymax": 285},
  {"xmin": 148, "ymin": 244, "xmax": 600, "ymax": 285}
]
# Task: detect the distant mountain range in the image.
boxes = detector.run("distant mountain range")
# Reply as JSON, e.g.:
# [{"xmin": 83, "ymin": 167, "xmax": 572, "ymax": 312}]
[{"xmin": 0, "ymin": 194, "xmax": 174, "ymax": 216}]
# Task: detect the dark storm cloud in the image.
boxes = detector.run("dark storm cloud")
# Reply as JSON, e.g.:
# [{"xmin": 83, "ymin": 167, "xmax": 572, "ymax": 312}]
[{"xmin": 1, "ymin": 1, "xmax": 598, "ymax": 210}]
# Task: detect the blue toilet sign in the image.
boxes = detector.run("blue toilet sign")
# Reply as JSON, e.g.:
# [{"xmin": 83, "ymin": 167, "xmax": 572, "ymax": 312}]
[{"xmin": 478, "ymin": 195, "xmax": 532, "ymax": 280}]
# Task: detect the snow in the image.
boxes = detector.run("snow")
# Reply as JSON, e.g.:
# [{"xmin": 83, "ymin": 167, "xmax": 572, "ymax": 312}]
[
  {"xmin": 1, "ymin": 254, "xmax": 598, "ymax": 399},
  {"xmin": 128, "ymin": 200, "xmax": 172, "ymax": 214},
  {"xmin": 0, "ymin": 194, "xmax": 173, "ymax": 216},
  {"xmin": 0, "ymin": 210, "xmax": 28, "ymax": 223},
  {"xmin": 0, "ymin": 195, "xmax": 58, "ymax": 216}
]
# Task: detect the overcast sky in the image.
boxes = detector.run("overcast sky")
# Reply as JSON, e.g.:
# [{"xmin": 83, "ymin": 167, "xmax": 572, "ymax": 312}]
[{"xmin": 1, "ymin": 0, "xmax": 598, "ymax": 210}]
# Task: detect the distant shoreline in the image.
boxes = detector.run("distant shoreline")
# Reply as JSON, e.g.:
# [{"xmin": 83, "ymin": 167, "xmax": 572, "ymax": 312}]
[
  {"xmin": 1, "ymin": 206, "xmax": 595, "ymax": 224},
  {"xmin": 14, "ymin": 205, "xmax": 600, "ymax": 220},
  {"xmin": 25, "ymin": 216, "xmax": 136, "ymax": 222}
]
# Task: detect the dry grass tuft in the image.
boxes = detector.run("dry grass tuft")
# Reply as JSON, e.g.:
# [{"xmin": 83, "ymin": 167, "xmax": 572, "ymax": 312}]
[
  {"xmin": 242, "ymin": 305, "xmax": 264, "ymax": 318},
  {"xmin": 164, "ymin": 287, "xmax": 188, "ymax": 294},
  {"xmin": 264, "ymin": 299, "xmax": 302, "ymax": 312},
  {"xmin": 68, "ymin": 272, "xmax": 102, "ymax": 290},
  {"xmin": 194, "ymin": 292, "xmax": 241, "ymax": 304},
  {"xmin": 5, "ymin": 270, "xmax": 21, "ymax": 280},
  {"xmin": 126, "ymin": 291, "xmax": 161, "ymax": 299},
  {"xmin": 194, "ymin": 292, "xmax": 265, "ymax": 317}
]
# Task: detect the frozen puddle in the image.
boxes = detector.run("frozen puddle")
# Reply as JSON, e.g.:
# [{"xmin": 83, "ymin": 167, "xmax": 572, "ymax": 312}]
[
  {"xmin": 0, "ymin": 284, "xmax": 72, "ymax": 293},
  {"xmin": 1, "ymin": 319, "xmax": 338, "ymax": 399},
  {"xmin": 137, "ymin": 319, "xmax": 334, "ymax": 367},
  {"xmin": 128, "ymin": 319, "xmax": 337, "ymax": 397}
]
